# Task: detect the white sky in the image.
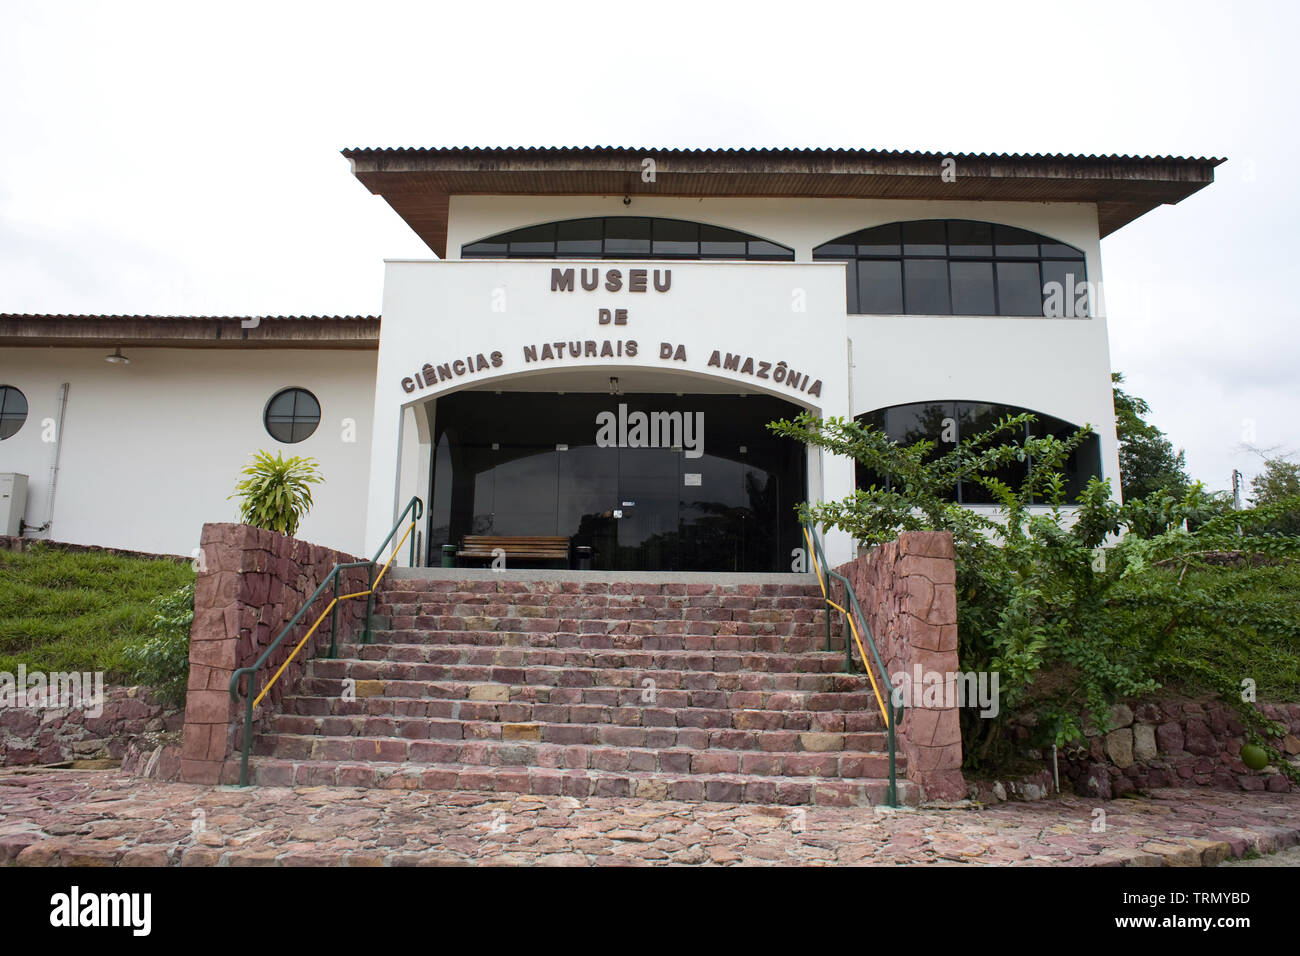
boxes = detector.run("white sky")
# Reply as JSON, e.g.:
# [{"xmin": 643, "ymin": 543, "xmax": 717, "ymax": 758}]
[{"xmin": 1, "ymin": 0, "xmax": 1296, "ymax": 494}]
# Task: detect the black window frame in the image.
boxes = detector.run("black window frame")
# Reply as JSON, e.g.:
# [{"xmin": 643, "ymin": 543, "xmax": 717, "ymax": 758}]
[
  {"xmin": 814, "ymin": 219, "xmax": 1088, "ymax": 317},
  {"xmin": 263, "ymin": 387, "xmax": 321, "ymax": 444},
  {"xmin": 0, "ymin": 385, "xmax": 28, "ymax": 440},
  {"xmin": 462, "ymin": 217, "xmax": 795, "ymax": 262},
  {"xmin": 854, "ymin": 400, "xmax": 1102, "ymax": 505}
]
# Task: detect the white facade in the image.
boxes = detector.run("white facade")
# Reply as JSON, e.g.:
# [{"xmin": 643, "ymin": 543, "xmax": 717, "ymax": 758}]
[
  {"xmin": 0, "ymin": 347, "xmax": 376, "ymax": 556},
  {"xmin": 2, "ymin": 148, "xmax": 1209, "ymax": 567},
  {"xmin": 365, "ymin": 195, "xmax": 1118, "ymax": 567},
  {"xmin": 370, "ymin": 257, "xmax": 856, "ymax": 563}
]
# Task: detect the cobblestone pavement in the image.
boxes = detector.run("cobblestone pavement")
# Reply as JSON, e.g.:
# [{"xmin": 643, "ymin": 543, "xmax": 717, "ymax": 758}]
[
  {"xmin": 1218, "ymin": 844, "xmax": 1300, "ymax": 867},
  {"xmin": 1, "ymin": 769, "xmax": 1298, "ymax": 866}
]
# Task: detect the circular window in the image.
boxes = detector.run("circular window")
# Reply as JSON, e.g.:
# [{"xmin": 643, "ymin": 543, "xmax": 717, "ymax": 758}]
[
  {"xmin": 264, "ymin": 387, "xmax": 321, "ymax": 443},
  {"xmin": 0, "ymin": 386, "xmax": 28, "ymax": 440}
]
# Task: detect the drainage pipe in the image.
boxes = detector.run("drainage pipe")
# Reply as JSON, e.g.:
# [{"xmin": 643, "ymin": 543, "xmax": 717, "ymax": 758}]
[{"xmin": 23, "ymin": 382, "xmax": 68, "ymax": 537}]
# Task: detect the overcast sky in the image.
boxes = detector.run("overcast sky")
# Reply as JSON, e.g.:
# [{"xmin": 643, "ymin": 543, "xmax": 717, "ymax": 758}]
[{"xmin": 2, "ymin": 0, "xmax": 1295, "ymax": 494}]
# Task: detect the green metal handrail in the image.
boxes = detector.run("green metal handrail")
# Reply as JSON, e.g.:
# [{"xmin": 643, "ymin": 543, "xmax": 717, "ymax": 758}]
[
  {"xmin": 228, "ymin": 496, "xmax": 424, "ymax": 786},
  {"xmin": 802, "ymin": 519, "xmax": 902, "ymax": 807}
]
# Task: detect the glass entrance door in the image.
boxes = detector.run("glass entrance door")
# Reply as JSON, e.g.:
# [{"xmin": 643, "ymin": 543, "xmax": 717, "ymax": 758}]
[
  {"xmin": 427, "ymin": 391, "xmax": 807, "ymax": 572},
  {"xmin": 613, "ymin": 446, "xmax": 681, "ymax": 571}
]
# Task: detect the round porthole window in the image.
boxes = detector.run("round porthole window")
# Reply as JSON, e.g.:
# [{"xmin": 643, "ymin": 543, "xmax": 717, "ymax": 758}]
[
  {"xmin": 264, "ymin": 387, "xmax": 321, "ymax": 443},
  {"xmin": 0, "ymin": 386, "xmax": 28, "ymax": 440}
]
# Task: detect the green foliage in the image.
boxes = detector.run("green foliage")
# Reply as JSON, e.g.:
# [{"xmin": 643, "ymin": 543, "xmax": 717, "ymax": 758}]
[
  {"xmin": 769, "ymin": 410, "xmax": 1300, "ymax": 780},
  {"xmin": 0, "ymin": 543, "xmax": 194, "ymax": 677},
  {"xmin": 121, "ymin": 581, "xmax": 195, "ymax": 708},
  {"xmin": 1250, "ymin": 457, "xmax": 1300, "ymax": 536},
  {"xmin": 228, "ymin": 450, "xmax": 323, "ymax": 538},
  {"xmin": 1113, "ymin": 372, "xmax": 1191, "ymax": 501}
]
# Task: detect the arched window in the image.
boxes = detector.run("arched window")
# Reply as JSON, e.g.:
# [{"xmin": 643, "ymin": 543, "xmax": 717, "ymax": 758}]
[
  {"xmin": 0, "ymin": 385, "xmax": 28, "ymax": 439},
  {"xmin": 462, "ymin": 217, "xmax": 794, "ymax": 261},
  {"xmin": 814, "ymin": 220, "xmax": 1088, "ymax": 316},
  {"xmin": 264, "ymin": 387, "xmax": 321, "ymax": 443},
  {"xmin": 855, "ymin": 400, "xmax": 1101, "ymax": 503}
]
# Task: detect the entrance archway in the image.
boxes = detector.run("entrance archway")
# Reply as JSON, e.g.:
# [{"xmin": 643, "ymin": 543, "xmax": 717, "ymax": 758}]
[{"xmin": 426, "ymin": 388, "xmax": 808, "ymax": 572}]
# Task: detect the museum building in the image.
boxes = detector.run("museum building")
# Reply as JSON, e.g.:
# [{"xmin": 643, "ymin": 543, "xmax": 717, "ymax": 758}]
[{"xmin": 0, "ymin": 146, "xmax": 1222, "ymax": 570}]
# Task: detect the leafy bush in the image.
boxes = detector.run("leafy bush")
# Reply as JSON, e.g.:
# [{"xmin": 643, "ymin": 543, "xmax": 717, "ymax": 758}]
[
  {"xmin": 121, "ymin": 581, "xmax": 194, "ymax": 708},
  {"xmin": 228, "ymin": 450, "xmax": 323, "ymax": 538},
  {"xmin": 770, "ymin": 410, "xmax": 1300, "ymax": 779}
]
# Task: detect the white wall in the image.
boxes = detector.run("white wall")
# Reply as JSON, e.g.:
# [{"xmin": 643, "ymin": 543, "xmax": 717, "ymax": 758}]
[
  {"xmin": 849, "ymin": 314, "xmax": 1122, "ymax": 496},
  {"xmin": 0, "ymin": 348, "xmax": 378, "ymax": 557},
  {"xmin": 446, "ymin": 194, "xmax": 1121, "ymax": 496},
  {"xmin": 0, "ymin": 195, "xmax": 1124, "ymax": 564},
  {"xmin": 365, "ymin": 258, "xmax": 857, "ymax": 564}
]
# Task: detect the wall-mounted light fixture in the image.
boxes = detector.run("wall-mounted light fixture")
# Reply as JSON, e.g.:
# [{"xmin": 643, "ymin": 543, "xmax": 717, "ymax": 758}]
[{"xmin": 105, "ymin": 347, "xmax": 131, "ymax": 365}]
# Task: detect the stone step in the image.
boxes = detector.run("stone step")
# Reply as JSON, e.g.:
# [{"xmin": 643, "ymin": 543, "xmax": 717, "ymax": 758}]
[
  {"xmin": 308, "ymin": 648, "xmax": 847, "ymax": 682},
  {"xmin": 300, "ymin": 664, "xmax": 866, "ymax": 698},
  {"xmin": 338, "ymin": 639, "xmax": 842, "ymax": 660},
  {"xmin": 372, "ymin": 617, "xmax": 825, "ymax": 639},
  {"xmin": 267, "ymin": 712, "xmax": 891, "ymax": 752},
  {"xmin": 376, "ymin": 581, "xmax": 826, "ymax": 602},
  {"xmin": 375, "ymin": 602, "xmax": 824, "ymax": 621},
  {"xmin": 375, "ymin": 591, "xmax": 827, "ymax": 609},
  {"xmin": 257, "ymin": 733, "xmax": 900, "ymax": 778},
  {"xmin": 345, "ymin": 630, "xmax": 845, "ymax": 654},
  {"xmin": 280, "ymin": 686, "xmax": 884, "ymax": 724},
  {"xmin": 233, "ymin": 756, "xmax": 914, "ymax": 806}
]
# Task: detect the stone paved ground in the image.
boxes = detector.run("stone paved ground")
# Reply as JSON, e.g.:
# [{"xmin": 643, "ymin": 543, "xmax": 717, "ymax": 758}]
[
  {"xmin": 1219, "ymin": 844, "xmax": 1300, "ymax": 866},
  {"xmin": 1, "ymin": 769, "xmax": 1298, "ymax": 866}
]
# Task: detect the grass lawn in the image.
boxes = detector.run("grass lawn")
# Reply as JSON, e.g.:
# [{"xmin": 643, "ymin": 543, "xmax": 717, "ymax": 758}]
[{"xmin": 0, "ymin": 543, "xmax": 194, "ymax": 678}]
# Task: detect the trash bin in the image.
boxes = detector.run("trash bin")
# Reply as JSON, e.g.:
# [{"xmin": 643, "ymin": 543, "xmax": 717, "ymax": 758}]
[
  {"xmin": 441, "ymin": 544, "xmax": 457, "ymax": 568},
  {"xmin": 575, "ymin": 545, "xmax": 593, "ymax": 571}
]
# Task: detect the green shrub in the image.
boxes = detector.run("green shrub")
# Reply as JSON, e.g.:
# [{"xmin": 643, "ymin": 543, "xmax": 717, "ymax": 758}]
[
  {"xmin": 121, "ymin": 581, "xmax": 195, "ymax": 708},
  {"xmin": 228, "ymin": 450, "xmax": 323, "ymax": 538},
  {"xmin": 770, "ymin": 410, "xmax": 1300, "ymax": 779}
]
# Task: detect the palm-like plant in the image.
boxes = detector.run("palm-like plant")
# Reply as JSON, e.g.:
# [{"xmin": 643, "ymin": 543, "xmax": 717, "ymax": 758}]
[{"xmin": 228, "ymin": 450, "xmax": 323, "ymax": 538}]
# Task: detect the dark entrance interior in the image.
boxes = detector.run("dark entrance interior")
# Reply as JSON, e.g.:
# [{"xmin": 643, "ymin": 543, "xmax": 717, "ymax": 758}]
[{"xmin": 426, "ymin": 391, "xmax": 807, "ymax": 572}]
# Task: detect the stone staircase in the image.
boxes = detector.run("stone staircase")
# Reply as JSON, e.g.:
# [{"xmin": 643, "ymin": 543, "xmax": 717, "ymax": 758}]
[{"xmin": 229, "ymin": 576, "xmax": 917, "ymax": 806}]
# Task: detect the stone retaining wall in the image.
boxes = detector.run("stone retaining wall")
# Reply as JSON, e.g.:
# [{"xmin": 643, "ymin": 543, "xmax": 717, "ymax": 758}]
[
  {"xmin": 179, "ymin": 523, "xmax": 367, "ymax": 784},
  {"xmin": 0, "ymin": 686, "xmax": 177, "ymax": 765},
  {"xmin": 1017, "ymin": 695, "xmax": 1300, "ymax": 797},
  {"xmin": 835, "ymin": 531, "xmax": 966, "ymax": 800}
]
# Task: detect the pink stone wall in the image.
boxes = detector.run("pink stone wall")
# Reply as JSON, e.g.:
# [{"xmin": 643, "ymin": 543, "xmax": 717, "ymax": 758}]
[
  {"xmin": 1045, "ymin": 695, "xmax": 1300, "ymax": 797},
  {"xmin": 179, "ymin": 523, "xmax": 367, "ymax": 784},
  {"xmin": 0, "ymin": 686, "xmax": 176, "ymax": 766},
  {"xmin": 835, "ymin": 531, "xmax": 966, "ymax": 801}
]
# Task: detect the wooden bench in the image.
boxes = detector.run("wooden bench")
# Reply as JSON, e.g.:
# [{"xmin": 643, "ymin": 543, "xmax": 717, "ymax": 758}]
[{"xmin": 457, "ymin": 535, "xmax": 570, "ymax": 565}]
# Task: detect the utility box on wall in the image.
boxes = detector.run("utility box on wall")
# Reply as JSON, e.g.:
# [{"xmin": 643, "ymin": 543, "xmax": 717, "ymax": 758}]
[{"xmin": 0, "ymin": 474, "xmax": 28, "ymax": 536}]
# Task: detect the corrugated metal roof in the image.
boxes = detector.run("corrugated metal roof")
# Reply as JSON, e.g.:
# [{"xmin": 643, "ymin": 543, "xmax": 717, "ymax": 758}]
[
  {"xmin": 342, "ymin": 145, "xmax": 1226, "ymax": 164},
  {"xmin": 0, "ymin": 314, "xmax": 381, "ymax": 349},
  {"xmin": 342, "ymin": 145, "xmax": 1225, "ymax": 255}
]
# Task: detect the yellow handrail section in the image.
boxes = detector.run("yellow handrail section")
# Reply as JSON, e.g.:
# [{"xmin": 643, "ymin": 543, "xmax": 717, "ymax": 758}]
[
  {"xmin": 803, "ymin": 526, "xmax": 891, "ymax": 730},
  {"xmin": 826, "ymin": 597, "xmax": 889, "ymax": 730},
  {"xmin": 252, "ymin": 519, "xmax": 416, "ymax": 709}
]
